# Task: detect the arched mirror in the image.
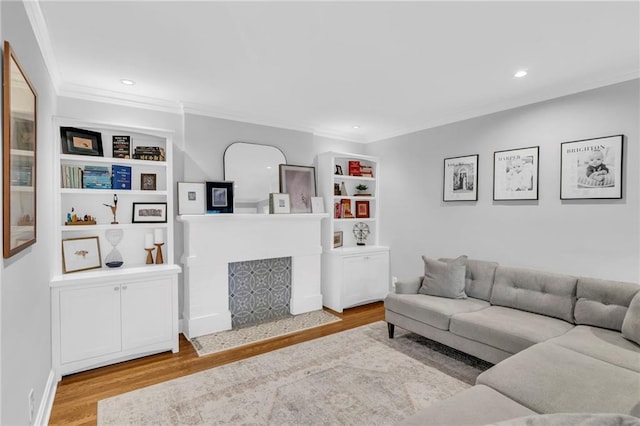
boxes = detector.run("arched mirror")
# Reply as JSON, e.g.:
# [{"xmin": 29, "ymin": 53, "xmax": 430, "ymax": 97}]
[{"xmin": 224, "ymin": 142, "xmax": 286, "ymax": 213}]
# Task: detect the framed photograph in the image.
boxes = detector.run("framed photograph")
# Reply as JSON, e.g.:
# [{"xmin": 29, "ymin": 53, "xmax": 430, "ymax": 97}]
[
  {"xmin": 141, "ymin": 173, "xmax": 157, "ymax": 190},
  {"xmin": 333, "ymin": 231, "xmax": 343, "ymax": 248},
  {"xmin": 269, "ymin": 193, "xmax": 291, "ymax": 214},
  {"xmin": 335, "ymin": 165, "xmax": 343, "ymax": 175},
  {"xmin": 355, "ymin": 200, "xmax": 370, "ymax": 218},
  {"xmin": 206, "ymin": 181, "xmax": 234, "ymax": 213},
  {"xmin": 62, "ymin": 236, "xmax": 102, "ymax": 273},
  {"xmin": 493, "ymin": 146, "xmax": 539, "ymax": 201},
  {"xmin": 132, "ymin": 202, "xmax": 168, "ymax": 223},
  {"xmin": 4, "ymin": 41, "xmax": 37, "ymax": 258},
  {"xmin": 279, "ymin": 164, "xmax": 317, "ymax": 213},
  {"xmin": 178, "ymin": 182, "xmax": 205, "ymax": 215},
  {"xmin": 560, "ymin": 135, "xmax": 623, "ymax": 200},
  {"xmin": 60, "ymin": 126, "xmax": 103, "ymax": 157},
  {"xmin": 443, "ymin": 154, "xmax": 478, "ymax": 201}
]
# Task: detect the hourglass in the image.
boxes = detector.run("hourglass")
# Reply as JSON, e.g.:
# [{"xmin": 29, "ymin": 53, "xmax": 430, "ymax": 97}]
[{"xmin": 104, "ymin": 228, "xmax": 124, "ymax": 268}]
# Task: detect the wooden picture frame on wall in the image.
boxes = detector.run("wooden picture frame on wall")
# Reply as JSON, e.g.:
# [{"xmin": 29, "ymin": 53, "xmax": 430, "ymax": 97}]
[{"xmin": 3, "ymin": 40, "xmax": 38, "ymax": 258}]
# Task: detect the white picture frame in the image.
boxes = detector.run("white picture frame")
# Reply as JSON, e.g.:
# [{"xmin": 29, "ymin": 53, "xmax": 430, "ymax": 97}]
[
  {"xmin": 269, "ymin": 193, "xmax": 291, "ymax": 214},
  {"xmin": 311, "ymin": 197, "xmax": 325, "ymax": 213},
  {"xmin": 178, "ymin": 182, "xmax": 205, "ymax": 215}
]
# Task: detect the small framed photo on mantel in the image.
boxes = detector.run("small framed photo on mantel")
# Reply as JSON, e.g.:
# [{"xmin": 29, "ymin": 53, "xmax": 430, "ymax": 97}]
[
  {"xmin": 443, "ymin": 155, "xmax": 478, "ymax": 201},
  {"xmin": 206, "ymin": 181, "xmax": 234, "ymax": 214},
  {"xmin": 178, "ymin": 182, "xmax": 205, "ymax": 215},
  {"xmin": 560, "ymin": 135, "xmax": 623, "ymax": 200}
]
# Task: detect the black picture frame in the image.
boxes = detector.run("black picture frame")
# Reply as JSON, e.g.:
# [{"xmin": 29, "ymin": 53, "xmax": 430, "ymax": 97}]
[
  {"xmin": 279, "ymin": 164, "xmax": 317, "ymax": 213},
  {"xmin": 132, "ymin": 202, "xmax": 167, "ymax": 223},
  {"xmin": 60, "ymin": 126, "xmax": 103, "ymax": 156},
  {"xmin": 493, "ymin": 146, "xmax": 539, "ymax": 201},
  {"xmin": 560, "ymin": 135, "xmax": 623, "ymax": 200},
  {"xmin": 206, "ymin": 181, "xmax": 234, "ymax": 214},
  {"xmin": 443, "ymin": 154, "xmax": 479, "ymax": 202}
]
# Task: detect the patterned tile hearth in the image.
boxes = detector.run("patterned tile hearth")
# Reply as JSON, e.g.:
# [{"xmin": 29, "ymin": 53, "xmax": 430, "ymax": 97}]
[
  {"xmin": 228, "ymin": 257, "xmax": 292, "ymax": 328},
  {"xmin": 190, "ymin": 310, "xmax": 342, "ymax": 357}
]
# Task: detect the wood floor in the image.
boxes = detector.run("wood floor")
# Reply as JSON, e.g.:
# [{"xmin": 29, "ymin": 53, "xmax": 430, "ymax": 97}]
[{"xmin": 49, "ymin": 302, "xmax": 385, "ymax": 425}]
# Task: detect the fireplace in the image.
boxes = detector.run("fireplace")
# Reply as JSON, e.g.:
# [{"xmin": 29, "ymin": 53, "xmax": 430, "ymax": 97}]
[{"xmin": 178, "ymin": 214, "xmax": 326, "ymax": 338}]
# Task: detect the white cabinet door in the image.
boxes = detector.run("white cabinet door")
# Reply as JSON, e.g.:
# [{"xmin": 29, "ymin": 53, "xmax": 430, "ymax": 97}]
[
  {"xmin": 121, "ymin": 278, "xmax": 173, "ymax": 350},
  {"xmin": 59, "ymin": 285, "xmax": 121, "ymax": 364},
  {"xmin": 342, "ymin": 252, "xmax": 389, "ymax": 308}
]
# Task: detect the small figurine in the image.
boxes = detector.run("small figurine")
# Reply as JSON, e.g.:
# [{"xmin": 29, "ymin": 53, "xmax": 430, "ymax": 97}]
[{"xmin": 103, "ymin": 194, "xmax": 118, "ymax": 224}]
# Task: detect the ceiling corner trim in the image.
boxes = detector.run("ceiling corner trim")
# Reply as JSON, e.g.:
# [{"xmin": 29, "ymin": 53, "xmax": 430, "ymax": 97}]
[{"xmin": 23, "ymin": 0, "xmax": 62, "ymax": 89}]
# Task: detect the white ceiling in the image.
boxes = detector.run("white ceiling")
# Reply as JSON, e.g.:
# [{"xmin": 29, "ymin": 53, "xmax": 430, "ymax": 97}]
[{"xmin": 33, "ymin": 1, "xmax": 640, "ymax": 142}]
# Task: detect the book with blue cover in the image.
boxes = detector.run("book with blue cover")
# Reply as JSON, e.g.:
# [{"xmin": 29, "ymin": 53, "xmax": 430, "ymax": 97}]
[{"xmin": 112, "ymin": 165, "xmax": 131, "ymax": 190}]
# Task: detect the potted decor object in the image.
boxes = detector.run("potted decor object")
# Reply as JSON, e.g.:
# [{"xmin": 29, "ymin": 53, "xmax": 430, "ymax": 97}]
[{"xmin": 355, "ymin": 184, "xmax": 370, "ymax": 196}]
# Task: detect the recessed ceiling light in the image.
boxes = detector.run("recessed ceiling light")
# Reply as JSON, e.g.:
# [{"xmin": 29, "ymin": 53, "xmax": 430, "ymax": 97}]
[
  {"xmin": 120, "ymin": 79, "xmax": 136, "ymax": 86},
  {"xmin": 352, "ymin": 125, "xmax": 360, "ymax": 129},
  {"xmin": 514, "ymin": 70, "xmax": 528, "ymax": 78}
]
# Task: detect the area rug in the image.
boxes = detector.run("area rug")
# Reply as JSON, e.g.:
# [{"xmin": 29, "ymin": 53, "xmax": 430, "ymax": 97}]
[
  {"xmin": 190, "ymin": 310, "xmax": 342, "ymax": 356},
  {"xmin": 98, "ymin": 322, "xmax": 492, "ymax": 425}
]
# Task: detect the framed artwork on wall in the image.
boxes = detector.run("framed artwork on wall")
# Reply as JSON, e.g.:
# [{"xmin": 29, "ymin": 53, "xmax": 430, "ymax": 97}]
[
  {"xmin": 560, "ymin": 135, "xmax": 623, "ymax": 200},
  {"xmin": 206, "ymin": 181, "xmax": 234, "ymax": 213},
  {"xmin": 3, "ymin": 41, "xmax": 38, "ymax": 258},
  {"xmin": 493, "ymin": 146, "xmax": 539, "ymax": 201},
  {"xmin": 443, "ymin": 154, "xmax": 478, "ymax": 201},
  {"xmin": 279, "ymin": 164, "xmax": 316, "ymax": 213}
]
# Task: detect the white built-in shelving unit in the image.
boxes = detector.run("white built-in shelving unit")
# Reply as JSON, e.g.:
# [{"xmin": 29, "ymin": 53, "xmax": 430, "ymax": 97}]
[
  {"xmin": 50, "ymin": 117, "xmax": 180, "ymax": 379},
  {"xmin": 316, "ymin": 152, "xmax": 390, "ymax": 312}
]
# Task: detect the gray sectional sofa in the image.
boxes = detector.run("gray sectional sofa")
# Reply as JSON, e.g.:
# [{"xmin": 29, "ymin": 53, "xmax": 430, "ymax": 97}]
[{"xmin": 384, "ymin": 257, "xmax": 640, "ymax": 425}]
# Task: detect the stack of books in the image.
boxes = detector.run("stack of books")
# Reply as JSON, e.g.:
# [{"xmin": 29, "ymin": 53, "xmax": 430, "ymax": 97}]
[
  {"xmin": 360, "ymin": 165, "xmax": 374, "ymax": 177},
  {"xmin": 112, "ymin": 165, "xmax": 132, "ymax": 190},
  {"xmin": 83, "ymin": 165, "xmax": 112, "ymax": 189},
  {"xmin": 61, "ymin": 165, "xmax": 83, "ymax": 188},
  {"xmin": 133, "ymin": 146, "xmax": 165, "ymax": 161}
]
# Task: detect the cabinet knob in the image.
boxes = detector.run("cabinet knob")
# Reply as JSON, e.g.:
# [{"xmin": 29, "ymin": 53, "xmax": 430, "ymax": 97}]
[
  {"xmin": 122, "ymin": 285, "xmax": 127, "ymax": 290},
  {"xmin": 114, "ymin": 287, "xmax": 119, "ymax": 291}
]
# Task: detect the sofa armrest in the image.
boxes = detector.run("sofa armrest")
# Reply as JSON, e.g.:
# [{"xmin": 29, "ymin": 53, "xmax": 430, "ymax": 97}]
[{"xmin": 395, "ymin": 276, "xmax": 422, "ymax": 294}]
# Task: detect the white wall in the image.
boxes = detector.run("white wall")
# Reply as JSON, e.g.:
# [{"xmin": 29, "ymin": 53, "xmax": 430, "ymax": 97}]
[
  {"xmin": 367, "ymin": 79, "xmax": 639, "ymax": 283},
  {"xmin": 1, "ymin": 2, "xmax": 57, "ymax": 424}
]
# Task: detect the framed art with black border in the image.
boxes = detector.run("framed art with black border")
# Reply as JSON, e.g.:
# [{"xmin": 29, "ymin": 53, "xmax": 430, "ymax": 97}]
[
  {"xmin": 355, "ymin": 200, "xmax": 370, "ymax": 218},
  {"xmin": 3, "ymin": 41, "xmax": 37, "ymax": 258},
  {"xmin": 206, "ymin": 181, "xmax": 234, "ymax": 213},
  {"xmin": 60, "ymin": 126, "xmax": 103, "ymax": 157},
  {"xmin": 279, "ymin": 164, "xmax": 316, "ymax": 213},
  {"xmin": 61, "ymin": 236, "xmax": 102, "ymax": 273},
  {"xmin": 132, "ymin": 202, "xmax": 168, "ymax": 223},
  {"xmin": 560, "ymin": 135, "xmax": 623, "ymax": 200},
  {"xmin": 443, "ymin": 154, "xmax": 478, "ymax": 201},
  {"xmin": 493, "ymin": 146, "xmax": 539, "ymax": 201}
]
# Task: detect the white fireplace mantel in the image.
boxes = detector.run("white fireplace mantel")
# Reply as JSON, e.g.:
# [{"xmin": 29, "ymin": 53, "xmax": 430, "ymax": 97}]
[{"xmin": 178, "ymin": 213, "xmax": 328, "ymax": 338}]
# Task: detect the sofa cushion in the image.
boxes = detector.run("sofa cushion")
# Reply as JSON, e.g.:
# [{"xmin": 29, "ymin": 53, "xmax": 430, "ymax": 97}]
[
  {"xmin": 419, "ymin": 255, "xmax": 468, "ymax": 299},
  {"xmin": 477, "ymin": 342, "xmax": 640, "ymax": 416},
  {"xmin": 385, "ymin": 293, "xmax": 489, "ymax": 330},
  {"xmin": 400, "ymin": 385, "xmax": 537, "ymax": 425},
  {"xmin": 622, "ymin": 290, "xmax": 640, "ymax": 346},
  {"xmin": 547, "ymin": 325, "xmax": 640, "ymax": 372},
  {"xmin": 450, "ymin": 306, "xmax": 574, "ymax": 354},
  {"xmin": 574, "ymin": 277, "xmax": 639, "ymax": 331},
  {"xmin": 490, "ymin": 266, "xmax": 577, "ymax": 323},
  {"xmin": 440, "ymin": 258, "xmax": 499, "ymax": 301}
]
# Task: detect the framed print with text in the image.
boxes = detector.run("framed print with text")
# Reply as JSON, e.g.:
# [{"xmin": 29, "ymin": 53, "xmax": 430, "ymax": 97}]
[
  {"xmin": 443, "ymin": 154, "xmax": 478, "ymax": 201},
  {"xmin": 493, "ymin": 146, "xmax": 539, "ymax": 201},
  {"xmin": 560, "ymin": 135, "xmax": 623, "ymax": 200}
]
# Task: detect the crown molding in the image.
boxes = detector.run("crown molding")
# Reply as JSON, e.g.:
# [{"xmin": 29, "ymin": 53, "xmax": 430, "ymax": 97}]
[{"xmin": 23, "ymin": 0, "xmax": 61, "ymax": 88}]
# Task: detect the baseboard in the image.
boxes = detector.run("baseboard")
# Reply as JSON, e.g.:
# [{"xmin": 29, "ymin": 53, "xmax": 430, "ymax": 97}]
[{"xmin": 35, "ymin": 369, "xmax": 57, "ymax": 426}]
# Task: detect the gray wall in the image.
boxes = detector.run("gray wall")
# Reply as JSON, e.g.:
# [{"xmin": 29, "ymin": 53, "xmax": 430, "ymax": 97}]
[
  {"xmin": 367, "ymin": 79, "xmax": 639, "ymax": 283},
  {"xmin": 1, "ymin": 2, "xmax": 57, "ymax": 424}
]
